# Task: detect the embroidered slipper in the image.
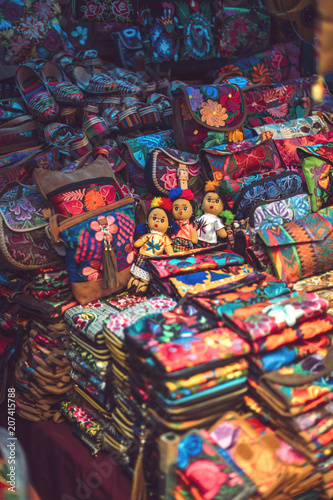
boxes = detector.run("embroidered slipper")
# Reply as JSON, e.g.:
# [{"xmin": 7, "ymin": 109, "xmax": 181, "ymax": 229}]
[
  {"xmin": 72, "ymin": 65, "xmax": 120, "ymax": 96},
  {"xmin": 40, "ymin": 61, "xmax": 85, "ymax": 107},
  {"xmin": 16, "ymin": 65, "xmax": 59, "ymax": 122}
]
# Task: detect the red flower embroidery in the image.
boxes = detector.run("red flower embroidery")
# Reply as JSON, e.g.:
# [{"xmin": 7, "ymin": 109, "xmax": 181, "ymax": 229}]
[
  {"xmin": 112, "ymin": 0, "xmax": 130, "ymax": 18},
  {"xmin": 84, "ymin": 1, "xmax": 104, "ymax": 20}
]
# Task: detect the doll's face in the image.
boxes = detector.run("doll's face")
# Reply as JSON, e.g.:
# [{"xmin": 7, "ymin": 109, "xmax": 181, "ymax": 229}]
[
  {"xmin": 172, "ymin": 198, "xmax": 193, "ymax": 221},
  {"xmin": 202, "ymin": 191, "xmax": 223, "ymax": 216},
  {"xmin": 147, "ymin": 208, "xmax": 169, "ymax": 234}
]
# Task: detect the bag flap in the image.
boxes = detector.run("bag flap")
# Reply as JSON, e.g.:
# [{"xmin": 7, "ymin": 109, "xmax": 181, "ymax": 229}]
[
  {"xmin": 201, "ymin": 132, "xmax": 274, "ymax": 156},
  {"xmin": 297, "ymin": 142, "xmax": 333, "ymax": 163},
  {"xmin": 122, "ymin": 130, "xmax": 175, "ymax": 169},
  {"xmin": 156, "ymin": 148, "xmax": 199, "ymax": 165},
  {"xmin": 257, "ymin": 207, "xmax": 333, "ymax": 247},
  {"xmin": 32, "ymin": 154, "xmax": 115, "ymax": 199},
  {"xmin": 177, "ymin": 84, "xmax": 247, "ymax": 132},
  {"xmin": 0, "ymin": 188, "xmax": 48, "ymax": 231},
  {"xmin": 117, "ymin": 27, "xmax": 143, "ymax": 50}
]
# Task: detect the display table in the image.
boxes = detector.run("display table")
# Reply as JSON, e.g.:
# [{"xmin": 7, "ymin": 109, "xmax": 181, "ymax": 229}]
[{"xmin": 8, "ymin": 415, "xmax": 132, "ymax": 500}]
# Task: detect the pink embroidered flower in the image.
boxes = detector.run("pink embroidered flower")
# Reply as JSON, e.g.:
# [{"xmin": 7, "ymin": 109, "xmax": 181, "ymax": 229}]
[
  {"xmin": 82, "ymin": 260, "xmax": 103, "ymax": 281},
  {"xmin": 161, "ymin": 167, "xmax": 178, "ymax": 190},
  {"xmin": 34, "ymin": 1, "xmax": 54, "ymax": 19},
  {"xmin": 9, "ymin": 34, "xmax": 31, "ymax": 58},
  {"xmin": 149, "ymin": 297, "xmax": 176, "ymax": 309},
  {"xmin": 271, "ymin": 50, "xmax": 288, "ymax": 69},
  {"xmin": 188, "ymin": 164, "xmax": 201, "ymax": 177},
  {"xmin": 106, "ymin": 313, "xmax": 131, "ymax": 333},
  {"xmin": 90, "ymin": 215, "xmax": 118, "ymax": 242},
  {"xmin": 125, "ymin": 239, "xmax": 136, "ymax": 264},
  {"xmin": 85, "ymin": 1, "xmax": 104, "ymax": 20},
  {"xmin": 112, "ymin": 0, "xmax": 130, "ymax": 18},
  {"xmin": 185, "ymin": 460, "xmax": 228, "ymax": 500}
]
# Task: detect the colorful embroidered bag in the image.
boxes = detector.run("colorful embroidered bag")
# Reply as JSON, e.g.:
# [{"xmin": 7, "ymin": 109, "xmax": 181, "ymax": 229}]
[
  {"xmin": 172, "ymin": 84, "xmax": 247, "ymax": 153},
  {"xmin": 49, "ymin": 197, "xmax": 136, "ymax": 304},
  {"xmin": 144, "ymin": 147, "xmax": 204, "ymax": 197},
  {"xmin": 256, "ymin": 207, "xmax": 333, "ymax": 282},
  {"xmin": 219, "ymin": 5, "xmax": 271, "ymax": 61},
  {"xmin": 0, "ymin": 182, "xmax": 64, "ymax": 271},
  {"xmin": 121, "ymin": 130, "xmax": 175, "ymax": 197},
  {"xmin": 297, "ymin": 143, "xmax": 333, "ymax": 211},
  {"xmin": 201, "ymin": 133, "xmax": 282, "ymax": 183},
  {"xmin": 254, "ymin": 115, "xmax": 328, "ymax": 140},
  {"xmin": 274, "ymin": 130, "xmax": 333, "ymax": 169},
  {"xmin": 249, "ymin": 193, "xmax": 312, "ymax": 244},
  {"xmin": 33, "ymin": 149, "xmax": 125, "ymax": 217},
  {"xmin": 231, "ymin": 171, "xmax": 304, "ymax": 220}
]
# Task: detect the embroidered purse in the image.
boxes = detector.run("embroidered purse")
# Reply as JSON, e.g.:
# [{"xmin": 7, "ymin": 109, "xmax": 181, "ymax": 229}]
[
  {"xmin": 297, "ymin": 143, "xmax": 333, "ymax": 211},
  {"xmin": 110, "ymin": 27, "xmax": 144, "ymax": 71},
  {"xmin": 231, "ymin": 171, "xmax": 304, "ymax": 220},
  {"xmin": 201, "ymin": 134, "xmax": 282, "ymax": 183},
  {"xmin": 144, "ymin": 147, "xmax": 204, "ymax": 196},
  {"xmin": 121, "ymin": 130, "xmax": 175, "ymax": 197},
  {"xmin": 254, "ymin": 115, "xmax": 328, "ymax": 139},
  {"xmin": 0, "ymin": 182, "xmax": 63, "ymax": 271},
  {"xmin": 172, "ymin": 84, "xmax": 247, "ymax": 153},
  {"xmin": 49, "ymin": 197, "xmax": 136, "ymax": 304},
  {"xmin": 33, "ymin": 149, "xmax": 125, "ymax": 217},
  {"xmin": 249, "ymin": 193, "xmax": 312, "ymax": 244},
  {"xmin": 256, "ymin": 207, "xmax": 333, "ymax": 283}
]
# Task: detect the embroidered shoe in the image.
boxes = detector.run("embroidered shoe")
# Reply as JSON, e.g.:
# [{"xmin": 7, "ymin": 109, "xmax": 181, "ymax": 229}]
[
  {"xmin": 40, "ymin": 60, "xmax": 85, "ymax": 107},
  {"xmin": 16, "ymin": 65, "xmax": 59, "ymax": 122}
]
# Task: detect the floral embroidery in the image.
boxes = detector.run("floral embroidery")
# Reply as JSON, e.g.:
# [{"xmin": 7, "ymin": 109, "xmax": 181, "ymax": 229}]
[{"xmin": 200, "ymin": 101, "xmax": 228, "ymax": 127}]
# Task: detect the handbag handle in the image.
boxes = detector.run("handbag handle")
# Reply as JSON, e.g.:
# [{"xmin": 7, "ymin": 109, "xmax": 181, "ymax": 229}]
[
  {"xmin": 71, "ymin": 147, "xmax": 109, "ymax": 172},
  {"xmin": 0, "ymin": 115, "xmax": 36, "ymax": 129},
  {"xmin": 0, "ymin": 180, "xmax": 38, "ymax": 200}
]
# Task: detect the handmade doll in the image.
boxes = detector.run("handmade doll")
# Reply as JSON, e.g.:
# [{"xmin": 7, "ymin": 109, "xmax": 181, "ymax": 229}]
[
  {"xmin": 127, "ymin": 197, "xmax": 176, "ymax": 294},
  {"xmin": 196, "ymin": 181, "xmax": 234, "ymax": 248},
  {"xmin": 169, "ymin": 188, "xmax": 198, "ymax": 253}
]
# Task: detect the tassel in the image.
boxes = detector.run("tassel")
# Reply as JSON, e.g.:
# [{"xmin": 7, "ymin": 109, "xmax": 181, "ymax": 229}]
[
  {"xmin": 109, "ymin": 243, "xmax": 119, "ymax": 287},
  {"xmin": 131, "ymin": 434, "xmax": 147, "ymax": 500}
]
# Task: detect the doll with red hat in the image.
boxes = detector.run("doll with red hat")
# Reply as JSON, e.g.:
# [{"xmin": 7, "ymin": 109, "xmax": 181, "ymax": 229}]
[
  {"xmin": 169, "ymin": 188, "xmax": 198, "ymax": 253},
  {"xmin": 127, "ymin": 196, "xmax": 176, "ymax": 294}
]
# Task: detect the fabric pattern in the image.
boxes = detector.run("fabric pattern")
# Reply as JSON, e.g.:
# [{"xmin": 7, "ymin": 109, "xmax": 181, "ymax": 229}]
[
  {"xmin": 254, "ymin": 115, "xmax": 327, "ymax": 140},
  {"xmin": 245, "ymin": 97, "xmax": 310, "ymax": 130},
  {"xmin": 72, "ymin": 0, "xmax": 134, "ymax": 21},
  {"xmin": 169, "ymin": 264, "xmax": 260, "ymax": 297},
  {"xmin": 202, "ymin": 133, "xmax": 282, "ymax": 183},
  {"xmin": 148, "ymin": 250, "xmax": 244, "ymax": 279},
  {"xmin": 250, "ymin": 193, "xmax": 312, "ymax": 244},
  {"xmin": 0, "ymin": 0, "xmax": 74, "ymax": 64},
  {"xmin": 257, "ymin": 207, "xmax": 333, "ymax": 282}
]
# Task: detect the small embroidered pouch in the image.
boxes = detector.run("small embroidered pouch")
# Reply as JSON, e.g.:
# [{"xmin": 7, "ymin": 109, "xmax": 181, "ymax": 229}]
[
  {"xmin": 175, "ymin": 429, "xmax": 253, "ymax": 500},
  {"xmin": 169, "ymin": 264, "xmax": 261, "ymax": 298},
  {"xmin": 144, "ymin": 147, "xmax": 204, "ymax": 197},
  {"xmin": 147, "ymin": 247, "xmax": 244, "ymax": 280},
  {"xmin": 201, "ymin": 133, "xmax": 282, "ymax": 183},
  {"xmin": 223, "ymin": 292, "xmax": 329, "ymax": 342},
  {"xmin": 254, "ymin": 115, "xmax": 327, "ymax": 139},
  {"xmin": 249, "ymin": 193, "xmax": 312, "ymax": 245},
  {"xmin": 191, "ymin": 281, "xmax": 291, "ymax": 320},
  {"xmin": 124, "ymin": 303, "xmax": 217, "ymax": 352}
]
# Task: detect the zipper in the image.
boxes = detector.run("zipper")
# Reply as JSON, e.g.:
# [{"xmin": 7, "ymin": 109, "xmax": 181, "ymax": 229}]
[
  {"xmin": 232, "ymin": 171, "xmax": 303, "ymax": 216},
  {"xmin": 47, "ymin": 177, "xmax": 118, "ymax": 198},
  {"xmin": 248, "ymin": 191, "xmax": 309, "ymax": 228},
  {"xmin": 74, "ymin": 383, "xmax": 111, "ymax": 416}
]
